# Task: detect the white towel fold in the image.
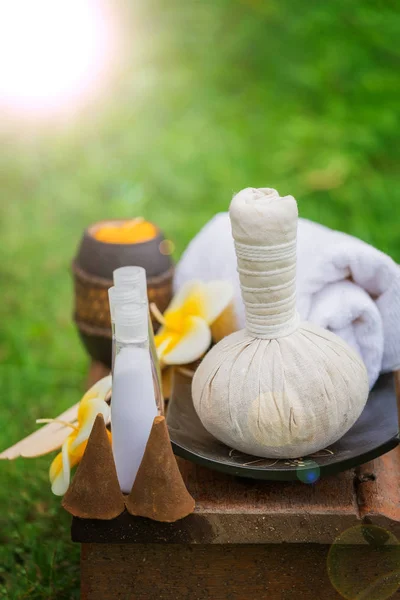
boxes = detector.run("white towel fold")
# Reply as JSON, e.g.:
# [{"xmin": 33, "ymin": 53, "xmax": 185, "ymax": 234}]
[{"xmin": 174, "ymin": 213, "xmax": 400, "ymax": 388}]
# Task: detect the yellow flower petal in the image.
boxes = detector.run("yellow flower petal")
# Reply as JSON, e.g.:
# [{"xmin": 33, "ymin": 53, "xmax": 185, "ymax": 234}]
[
  {"xmin": 47, "ymin": 375, "xmax": 112, "ymax": 496},
  {"xmin": 162, "ymin": 316, "xmax": 211, "ymax": 365},
  {"xmin": 50, "ymin": 439, "xmax": 72, "ymax": 496},
  {"xmin": 156, "ymin": 337, "xmax": 172, "ymax": 360},
  {"xmin": 50, "ymin": 436, "xmax": 86, "ymax": 496},
  {"xmin": 49, "ymin": 452, "xmax": 63, "ymax": 490},
  {"xmin": 165, "ymin": 280, "xmax": 233, "ymax": 325},
  {"xmin": 77, "ymin": 375, "xmax": 112, "ymax": 425},
  {"xmin": 73, "ymin": 376, "xmax": 111, "ymax": 448},
  {"xmin": 154, "ymin": 329, "xmax": 181, "ymax": 361},
  {"xmin": 72, "ymin": 399, "xmax": 110, "ymax": 449},
  {"xmin": 154, "ymin": 280, "xmax": 233, "ymax": 367},
  {"xmin": 165, "ymin": 281, "xmax": 206, "ymax": 315}
]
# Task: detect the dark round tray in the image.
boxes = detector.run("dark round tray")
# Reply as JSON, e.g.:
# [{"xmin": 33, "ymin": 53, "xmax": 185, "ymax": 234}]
[{"xmin": 167, "ymin": 369, "xmax": 399, "ymax": 481}]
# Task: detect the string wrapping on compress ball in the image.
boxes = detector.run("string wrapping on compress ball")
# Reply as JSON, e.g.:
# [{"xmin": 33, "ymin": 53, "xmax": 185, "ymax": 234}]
[
  {"xmin": 234, "ymin": 238, "xmax": 299, "ymax": 338},
  {"xmin": 231, "ymin": 187, "xmax": 300, "ymax": 339}
]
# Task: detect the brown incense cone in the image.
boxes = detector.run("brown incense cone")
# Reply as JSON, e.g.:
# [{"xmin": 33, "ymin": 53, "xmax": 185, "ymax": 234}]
[
  {"xmin": 125, "ymin": 416, "xmax": 195, "ymax": 522},
  {"xmin": 62, "ymin": 414, "xmax": 125, "ymax": 520}
]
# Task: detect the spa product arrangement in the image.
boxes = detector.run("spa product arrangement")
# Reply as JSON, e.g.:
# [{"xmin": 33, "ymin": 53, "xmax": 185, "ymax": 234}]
[
  {"xmin": 192, "ymin": 188, "xmax": 370, "ymax": 458},
  {"xmin": 1, "ymin": 195, "xmax": 399, "ymax": 500}
]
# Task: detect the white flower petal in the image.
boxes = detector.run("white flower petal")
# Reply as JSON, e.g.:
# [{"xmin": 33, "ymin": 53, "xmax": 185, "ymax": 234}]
[
  {"xmin": 85, "ymin": 375, "xmax": 112, "ymax": 401},
  {"xmin": 51, "ymin": 474, "xmax": 70, "ymax": 497},
  {"xmin": 201, "ymin": 280, "xmax": 234, "ymax": 324},
  {"xmin": 72, "ymin": 400, "xmax": 110, "ymax": 449},
  {"xmin": 50, "ymin": 440, "xmax": 71, "ymax": 496},
  {"xmin": 163, "ymin": 316, "xmax": 211, "ymax": 365}
]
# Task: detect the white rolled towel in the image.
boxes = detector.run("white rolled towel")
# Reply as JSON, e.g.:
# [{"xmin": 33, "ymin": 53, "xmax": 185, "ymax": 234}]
[{"xmin": 175, "ymin": 212, "xmax": 400, "ymax": 388}]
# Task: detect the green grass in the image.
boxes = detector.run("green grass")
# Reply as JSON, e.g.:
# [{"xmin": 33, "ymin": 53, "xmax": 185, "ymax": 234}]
[{"xmin": 1, "ymin": 0, "xmax": 400, "ymax": 597}]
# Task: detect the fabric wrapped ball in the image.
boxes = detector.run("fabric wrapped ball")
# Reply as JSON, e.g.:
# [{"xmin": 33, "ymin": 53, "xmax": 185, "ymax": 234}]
[{"xmin": 192, "ymin": 188, "xmax": 369, "ymax": 459}]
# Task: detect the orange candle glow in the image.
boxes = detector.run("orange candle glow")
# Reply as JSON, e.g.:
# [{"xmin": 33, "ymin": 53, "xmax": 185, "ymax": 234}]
[{"xmin": 94, "ymin": 219, "xmax": 158, "ymax": 245}]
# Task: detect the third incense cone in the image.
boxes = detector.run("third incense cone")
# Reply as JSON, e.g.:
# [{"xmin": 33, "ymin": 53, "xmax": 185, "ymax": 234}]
[{"xmin": 126, "ymin": 416, "xmax": 195, "ymax": 522}]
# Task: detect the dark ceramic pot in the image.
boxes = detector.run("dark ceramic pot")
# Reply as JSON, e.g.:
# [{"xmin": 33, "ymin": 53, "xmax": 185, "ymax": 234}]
[{"xmin": 72, "ymin": 219, "xmax": 174, "ymax": 368}]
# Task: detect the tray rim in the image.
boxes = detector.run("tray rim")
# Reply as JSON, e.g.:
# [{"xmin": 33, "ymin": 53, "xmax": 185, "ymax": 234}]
[{"xmin": 171, "ymin": 435, "xmax": 400, "ymax": 481}]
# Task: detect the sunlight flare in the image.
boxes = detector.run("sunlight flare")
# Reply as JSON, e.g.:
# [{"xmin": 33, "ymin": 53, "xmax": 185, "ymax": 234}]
[{"xmin": 0, "ymin": 0, "xmax": 119, "ymax": 116}]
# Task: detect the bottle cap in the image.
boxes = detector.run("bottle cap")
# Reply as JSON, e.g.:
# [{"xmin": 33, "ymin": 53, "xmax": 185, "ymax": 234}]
[
  {"xmin": 108, "ymin": 286, "xmax": 144, "ymax": 323},
  {"xmin": 114, "ymin": 302, "xmax": 148, "ymax": 343},
  {"xmin": 113, "ymin": 266, "xmax": 147, "ymax": 302}
]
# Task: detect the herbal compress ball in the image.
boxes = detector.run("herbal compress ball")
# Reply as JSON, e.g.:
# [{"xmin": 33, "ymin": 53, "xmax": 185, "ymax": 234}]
[{"xmin": 192, "ymin": 188, "xmax": 369, "ymax": 458}]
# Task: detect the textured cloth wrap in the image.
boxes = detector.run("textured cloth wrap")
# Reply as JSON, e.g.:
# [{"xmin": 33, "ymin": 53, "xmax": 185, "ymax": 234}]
[
  {"xmin": 176, "ymin": 207, "xmax": 400, "ymax": 389},
  {"xmin": 230, "ymin": 188, "xmax": 299, "ymax": 338},
  {"xmin": 192, "ymin": 188, "xmax": 369, "ymax": 459}
]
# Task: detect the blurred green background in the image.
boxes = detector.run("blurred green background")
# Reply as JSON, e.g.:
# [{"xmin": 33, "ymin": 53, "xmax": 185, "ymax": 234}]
[{"xmin": 0, "ymin": 0, "xmax": 399, "ymax": 597}]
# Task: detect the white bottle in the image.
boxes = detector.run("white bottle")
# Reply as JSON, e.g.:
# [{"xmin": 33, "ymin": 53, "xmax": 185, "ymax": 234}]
[
  {"xmin": 113, "ymin": 266, "xmax": 147, "ymax": 291},
  {"xmin": 111, "ymin": 302, "xmax": 158, "ymax": 493},
  {"xmin": 108, "ymin": 285, "xmax": 142, "ymax": 370},
  {"xmin": 112, "ymin": 266, "xmax": 164, "ymax": 415}
]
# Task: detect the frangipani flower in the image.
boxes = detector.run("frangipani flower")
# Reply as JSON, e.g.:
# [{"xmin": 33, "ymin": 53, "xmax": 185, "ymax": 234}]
[
  {"xmin": 39, "ymin": 375, "xmax": 112, "ymax": 496},
  {"xmin": 151, "ymin": 280, "xmax": 234, "ymax": 366}
]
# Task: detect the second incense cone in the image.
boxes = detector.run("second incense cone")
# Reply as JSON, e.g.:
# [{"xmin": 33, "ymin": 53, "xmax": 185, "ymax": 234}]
[{"xmin": 126, "ymin": 416, "xmax": 195, "ymax": 522}]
